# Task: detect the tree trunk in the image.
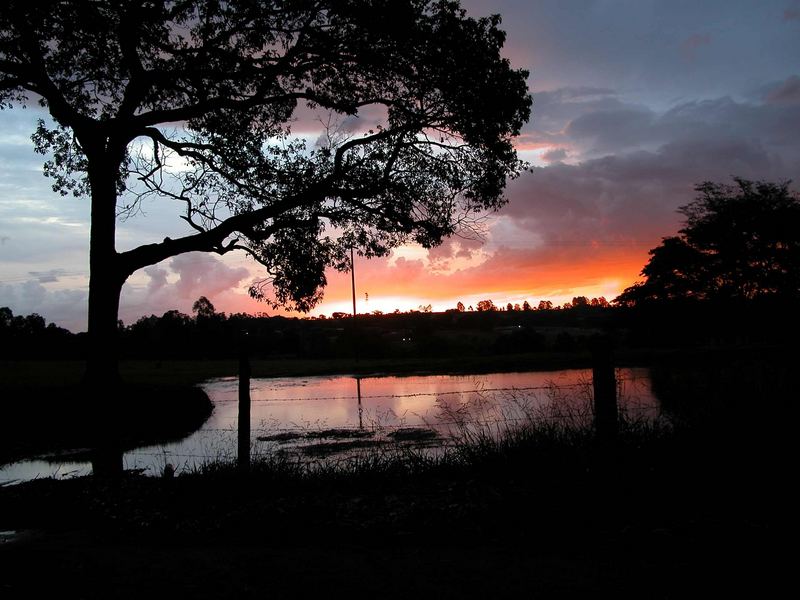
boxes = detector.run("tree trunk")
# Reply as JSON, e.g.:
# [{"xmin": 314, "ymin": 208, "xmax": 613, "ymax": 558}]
[
  {"xmin": 84, "ymin": 150, "xmax": 126, "ymax": 386},
  {"xmin": 84, "ymin": 148, "xmax": 127, "ymax": 476}
]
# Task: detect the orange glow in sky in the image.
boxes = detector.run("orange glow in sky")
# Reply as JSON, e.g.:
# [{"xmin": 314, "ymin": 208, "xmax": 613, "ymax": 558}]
[{"xmin": 217, "ymin": 242, "xmax": 652, "ymax": 318}]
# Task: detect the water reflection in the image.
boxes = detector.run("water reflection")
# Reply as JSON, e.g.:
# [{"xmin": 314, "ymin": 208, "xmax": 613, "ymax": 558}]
[{"xmin": 0, "ymin": 368, "xmax": 659, "ymax": 484}]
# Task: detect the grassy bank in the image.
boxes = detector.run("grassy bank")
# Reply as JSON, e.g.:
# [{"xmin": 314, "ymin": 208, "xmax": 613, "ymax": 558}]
[
  {"xmin": 0, "ymin": 411, "xmax": 790, "ymax": 598},
  {"xmin": 1, "ymin": 342, "xmax": 791, "ymax": 467},
  {"xmin": 1, "ymin": 348, "xmax": 793, "ymax": 596}
]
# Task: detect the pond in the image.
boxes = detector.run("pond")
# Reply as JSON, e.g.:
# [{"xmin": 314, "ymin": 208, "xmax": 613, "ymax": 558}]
[{"xmin": 0, "ymin": 368, "xmax": 659, "ymax": 484}]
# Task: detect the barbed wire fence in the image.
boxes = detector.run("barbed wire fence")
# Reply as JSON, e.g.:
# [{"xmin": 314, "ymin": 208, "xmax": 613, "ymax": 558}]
[
  {"xmin": 122, "ymin": 371, "xmax": 661, "ymax": 472},
  {"xmin": 1, "ymin": 370, "xmax": 664, "ymax": 483}
]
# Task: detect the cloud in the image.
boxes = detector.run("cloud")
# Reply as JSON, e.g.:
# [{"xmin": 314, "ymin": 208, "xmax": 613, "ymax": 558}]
[
  {"xmin": 523, "ymin": 87, "xmax": 626, "ymax": 144},
  {"xmin": 764, "ymin": 75, "xmax": 800, "ymax": 104},
  {"xmin": 551, "ymin": 92, "xmax": 800, "ymax": 163},
  {"xmin": 169, "ymin": 253, "xmax": 250, "ymax": 299},
  {"xmin": 424, "ymin": 236, "xmax": 487, "ymax": 273},
  {"xmin": 681, "ymin": 33, "xmax": 712, "ymax": 61},
  {"xmin": 505, "ymin": 133, "xmax": 788, "ymax": 241},
  {"xmin": 0, "ymin": 280, "xmax": 88, "ymax": 331},
  {"xmin": 117, "ymin": 253, "xmax": 252, "ymax": 325},
  {"xmin": 565, "ymin": 107, "xmax": 657, "ymax": 154},
  {"xmin": 144, "ymin": 265, "xmax": 169, "ymax": 295},
  {"xmin": 541, "ymin": 148, "xmax": 568, "ymax": 163},
  {"xmin": 28, "ymin": 269, "xmax": 66, "ymax": 283}
]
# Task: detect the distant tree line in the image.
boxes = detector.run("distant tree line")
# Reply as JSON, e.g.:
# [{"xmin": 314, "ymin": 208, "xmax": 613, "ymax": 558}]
[
  {"xmin": 443, "ymin": 297, "xmax": 608, "ymax": 314},
  {"xmin": 0, "ymin": 306, "xmax": 76, "ymax": 359},
  {"xmin": 1, "ymin": 296, "xmax": 619, "ymax": 361}
]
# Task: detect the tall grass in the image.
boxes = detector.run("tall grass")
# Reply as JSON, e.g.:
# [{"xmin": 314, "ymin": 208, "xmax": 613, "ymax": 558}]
[{"xmin": 182, "ymin": 376, "xmax": 670, "ymax": 484}]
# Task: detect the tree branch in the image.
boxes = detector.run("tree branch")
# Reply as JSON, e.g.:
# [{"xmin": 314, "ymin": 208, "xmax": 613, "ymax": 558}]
[{"xmin": 117, "ymin": 190, "xmax": 323, "ymax": 276}]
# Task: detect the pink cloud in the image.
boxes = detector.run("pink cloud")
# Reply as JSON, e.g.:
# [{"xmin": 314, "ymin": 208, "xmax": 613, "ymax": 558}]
[
  {"xmin": 541, "ymin": 148, "xmax": 568, "ymax": 163},
  {"xmin": 681, "ymin": 33, "xmax": 712, "ymax": 61},
  {"xmin": 119, "ymin": 253, "xmax": 251, "ymax": 323},
  {"xmin": 170, "ymin": 253, "xmax": 250, "ymax": 299},
  {"xmin": 765, "ymin": 75, "xmax": 800, "ymax": 105}
]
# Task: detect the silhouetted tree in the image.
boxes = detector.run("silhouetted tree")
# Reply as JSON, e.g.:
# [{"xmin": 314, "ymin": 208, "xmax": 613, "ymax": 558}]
[
  {"xmin": 506, "ymin": 302, "xmax": 513, "ymax": 312},
  {"xmin": 0, "ymin": 306, "xmax": 12, "ymax": 328},
  {"xmin": 0, "ymin": 0, "xmax": 531, "ymax": 383},
  {"xmin": 537, "ymin": 300, "xmax": 553, "ymax": 311},
  {"xmin": 192, "ymin": 296, "xmax": 217, "ymax": 320},
  {"xmin": 476, "ymin": 299, "xmax": 497, "ymax": 312},
  {"xmin": 571, "ymin": 296, "xmax": 589, "ymax": 308},
  {"xmin": 0, "ymin": 306, "xmax": 79, "ymax": 359},
  {"xmin": 456, "ymin": 301, "xmax": 466, "ymax": 312},
  {"xmin": 522, "ymin": 300, "xmax": 531, "ymax": 311},
  {"xmin": 616, "ymin": 179, "xmax": 800, "ymax": 305}
]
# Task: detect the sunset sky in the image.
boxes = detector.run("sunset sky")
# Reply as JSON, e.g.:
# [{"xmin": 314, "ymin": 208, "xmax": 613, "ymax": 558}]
[{"xmin": 1, "ymin": 0, "xmax": 799, "ymax": 331}]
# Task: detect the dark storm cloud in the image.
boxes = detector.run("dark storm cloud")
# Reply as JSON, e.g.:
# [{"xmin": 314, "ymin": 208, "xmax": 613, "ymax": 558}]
[
  {"xmin": 680, "ymin": 33, "xmax": 712, "ymax": 61},
  {"xmin": 465, "ymin": 0, "xmax": 800, "ymax": 102},
  {"xmin": 559, "ymin": 91, "xmax": 800, "ymax": 161},
  {"xmin": 522, "ymin": 87, "xmax": 626, "ymax": 145},
  {"xmin": 764, "ymin": 75, "xmax": 800, "ymax": 105},
  {"xmin": 541, "ymin": 148, "xmax": 568, "ymax": 163},
  {"xmin": 504, "ymin": 133, "xmax": 790, "ymax": 251},
  {"xmin": 784, "ymin": 0, "xmax": 800, "ymax": 21}
]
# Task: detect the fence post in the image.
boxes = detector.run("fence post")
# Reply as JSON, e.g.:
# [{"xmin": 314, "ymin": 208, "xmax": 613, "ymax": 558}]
[
  {"xmin": 591, "ymin": 336, "xmax": 618, "ymax": 441},
  {"xmin": 238, "ymin": 330, "xmax": 251, "ymax": 472}
]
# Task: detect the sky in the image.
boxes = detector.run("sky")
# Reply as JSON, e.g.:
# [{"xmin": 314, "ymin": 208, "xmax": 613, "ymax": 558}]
[{"xmin": 1, "ymin": 0, "xmax": 799, "ymax": 330}]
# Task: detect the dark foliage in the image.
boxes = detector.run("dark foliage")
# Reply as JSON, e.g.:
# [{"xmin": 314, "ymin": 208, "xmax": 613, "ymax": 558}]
[
  {"xmin": 1, "ymin": 1, "xmax": 532, "ymax": 381},
  {"xmin": 1, "ymin": 302, "xmax": 617, "ymax": 361},
  {"xmin": 0, "ymin": 306, "xmax": 80, "ymax": 359},
  {"xmin": 616, "ymin": 178, "xmax": 800, "ymax": 306}
]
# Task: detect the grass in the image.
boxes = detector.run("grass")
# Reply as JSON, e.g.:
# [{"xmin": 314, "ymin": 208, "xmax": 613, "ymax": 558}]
[
  {"xmin": 0, "ymin": 352, "xmax": 611, "ymax": 467},
  {"xmin": 0, "ymin": 378, "xmax": 791, "ymax": 598},
  {"xmin": 1, "ymin": 347, "xmax": 794, "ymax": 598}
]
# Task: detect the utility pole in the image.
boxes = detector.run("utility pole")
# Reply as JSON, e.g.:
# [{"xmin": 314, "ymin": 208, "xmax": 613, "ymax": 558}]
[
  {"xmin": 356, "ymin": 376, "xmax": 364, "ymax": 430},
  {"xmin": 351, "ymin": 246, "xmax": 359, "ymax": 363}
]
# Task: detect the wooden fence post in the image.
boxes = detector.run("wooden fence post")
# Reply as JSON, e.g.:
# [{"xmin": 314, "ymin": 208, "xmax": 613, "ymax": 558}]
[
  {"xmin": 591, "ymin": 337, "xmax": 618, "ymax": 441},
  {"xmin": 238, "ymin": 330, "xmax": 251, "ymax": 472}
]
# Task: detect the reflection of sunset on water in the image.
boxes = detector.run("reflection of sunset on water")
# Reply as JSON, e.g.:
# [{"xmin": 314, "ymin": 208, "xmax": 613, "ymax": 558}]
[{"xmin": 0, "ymin": 368, "xmax": 660, "ymax": 485}]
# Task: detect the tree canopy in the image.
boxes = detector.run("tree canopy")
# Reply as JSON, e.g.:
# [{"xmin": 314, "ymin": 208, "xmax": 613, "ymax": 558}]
[
  {"xmin": 615, "ymin": 178, "xmax": 800, "ymax": 306},
  {"xmin": 0, "ymin": 0, "xmax": 531, "ymax": 380}
]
